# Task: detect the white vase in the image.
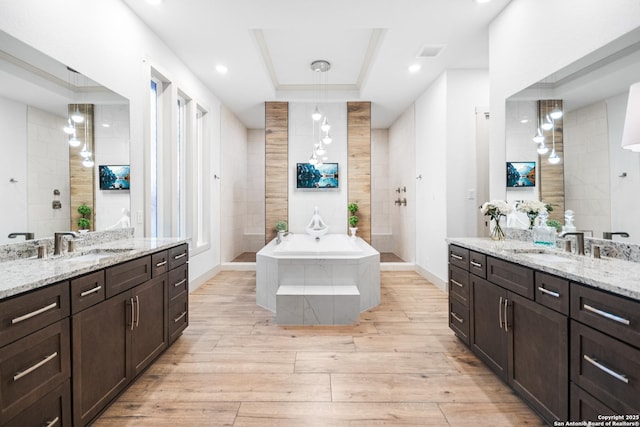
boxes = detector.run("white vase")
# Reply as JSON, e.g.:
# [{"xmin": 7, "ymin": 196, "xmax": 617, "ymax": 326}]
[{"xmin": 349, "ymin": 227, "xmax": 357, "ymax": 238}]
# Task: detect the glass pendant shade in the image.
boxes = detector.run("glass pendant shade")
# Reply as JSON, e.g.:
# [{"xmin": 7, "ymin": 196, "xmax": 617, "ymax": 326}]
[
  {"xmin": 69, "ymin": 135, "xmax": 81, "ymax": 147},
  {"xmin": 541, "ymin": 115, "xmax": 553, "ymax": 131},
  {"xmin": 548, "ymin": 149, "xmax": 560, "ymax": 164},
  {"xmin": 537, "ymin": 143, "xmax": 549, "ymax": 155},
  {"xmin": 79, "ymin": 143, "xmax": 91, "ymax": 158},
  {"xmin": 621, "ymin": 81, "xmax": 640, "ymax": 152},
  {"xmin": 82, "ymin": 157, "xmax": 94, "ymax": 168},
  {"xmin": 71, "ymin": 110, "xmax": 84, "ymax": 123},
  {"xmin": 549, "ymin": 105, "xmax": 563, "ymax": 120},
  {"xmin": 309, "ymin": 153, "xmax": 318, "ymax": 165},
  {"xmin": 315, "ymin": 144, "xmax": 326, "ymax": 156},
  {"xmin": 322, "ymin": 133, "xmax": 332, "ymax": 144},
  {"xmin": 312, "ymin": 106, "xmax": 322, "ymax": 121},
  {"xmin": 533, "ymin": 128, "xmax": 544, "ymax": 144},
  {"xmin": 63, "ymin": 119, "xmax": 75, "ymax": 135},
  {"xmin": 320, "ymin": 117, "xmax": 330, "ymax": 132}
]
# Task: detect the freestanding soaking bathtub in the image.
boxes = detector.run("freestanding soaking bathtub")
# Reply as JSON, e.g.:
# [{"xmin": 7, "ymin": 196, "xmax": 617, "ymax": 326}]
[{"xmin": 256, "ymin": 233, "xmax": 380, "ymax": 325}]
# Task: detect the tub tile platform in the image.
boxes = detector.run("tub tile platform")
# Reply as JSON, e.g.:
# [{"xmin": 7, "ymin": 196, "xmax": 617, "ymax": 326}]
[{"xmin": 257, "ymin": 234, "xmax": 380, "ymax": 325}]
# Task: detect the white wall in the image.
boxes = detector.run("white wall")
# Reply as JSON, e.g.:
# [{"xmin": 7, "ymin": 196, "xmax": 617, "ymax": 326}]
[
  {"xmin": 388, "ymin": 106, "xmax": 415, "ymax": 262},
  {"xmin": 607, "ymin": 92, "xmax": 640, "ymax": 242},
  {"xmin": 288, "ymin": 102, "xmax": 348, "ymax": 235},
  {"xmin": 0, "ymin": 96, "xmax": 28, "ymax": 243},
  {"xmin": 245, "ymin": 128, "xmax": 265, "ymax": 251},
  {"xmin": 489, "ymin": 0, "xmax": 640, "ymax": 201},
  {"xmin": 371, "ymin": 128, "xmax": 392, "ymax": 252},
  {"xmin": 0, "ymin": 0, "xmax": 223, "ymax": 284},
  {"xmin": 221, "ymin": 105, "xmax": 248, "ymax": 262},
  {"xmin": 94, "ymin": 104, "xmax": 130, "ymax": 231},
  {"xmin": 564, "ymin": 101, "xmax": 611, "ymax": 238}
]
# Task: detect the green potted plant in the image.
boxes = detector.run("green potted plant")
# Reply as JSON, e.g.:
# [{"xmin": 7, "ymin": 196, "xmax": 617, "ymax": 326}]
[
  {"xmin": 77, "ymin": 204, "xmax": 91, "ymax": 232},
  {"xmin": 275, "ymin": 220, "xmax": 288, "ymax": 242},
  {"xmin": 347, "ymin": 202, "xmax": 359, "ymax": 237}
]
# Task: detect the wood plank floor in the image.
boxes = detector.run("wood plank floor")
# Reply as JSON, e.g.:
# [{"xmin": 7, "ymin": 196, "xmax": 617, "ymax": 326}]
[{"xmin": 95, "ymin": 271, "xmax": 544, "ymax": 426}]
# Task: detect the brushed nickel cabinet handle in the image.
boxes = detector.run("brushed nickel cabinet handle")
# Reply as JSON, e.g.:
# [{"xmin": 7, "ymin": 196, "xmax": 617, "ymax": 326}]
[
  {"xmin": 174, "ymin": 278, "xmax": 187, "ymax": 288},
  {"xmin": 45, "ymin": 416, "xmax": 60, "ymax": 427},
  {"xmin": 12, "ymin": 302, "xmax": 58, "ymax": 324},
  {"xmin": 135, "ymin": 295, "xmax": 140, "ymax": 328},
  {"xmin": 499, "ymin": 296, "xmax": 503, "ymax": 329},
  {"xmin": 538, "ymin": 286, "xmax": 560, "ymax": 298},
  {"xmin": 80, "ymin": 285, "xmax": 102, "ymax": 297},
  {"xmin": 174, "ymin": 311, "xmax": 187, "ymax": 323},
  {"xmin": 470, "ymin": 261, "xmax": 482, "ymax": 268},
  {"xmin": 450, "ymin": 253, "xmax": 463, "ymax": 260},
  {"xmin": 583, "ymin": 354, "xmax": 629, "ymax": 384},
  {"xmin": 451, "ymin": 312, "xmax": 464, "ymax": 323},
  {"xmin": 155, "ymin": 260, "xmax": 167, "ymax": 267},
  {"xmin": 583, "ymin": 304, "xmax": 630, "ymax": 325},
  {"xmin": 173, "ymin": 253, "xmax": 187, "ymax": 260},
  {"xmin": 130, "ymin": 298, "xmax": 135, "ymax": 331},
  {"xmin": 13, "ymin": 352, "xmax": 58, "ymax": 381},
  {"xmin": 450, "ymin": 279, "xmax": 464, "ymax": 288},
  {"xmin": 503, "ymin": 298, "xmax": 509, "ymax": 332}
]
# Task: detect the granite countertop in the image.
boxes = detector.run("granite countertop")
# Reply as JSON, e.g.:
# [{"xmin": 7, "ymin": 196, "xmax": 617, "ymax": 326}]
[
  {"xmin": 447, "ymin": 237, "xmax": 640, "ymax": 301},
  {"xmin": 0, "ymin": 237, "xmax": 188, "ymax": 300}
]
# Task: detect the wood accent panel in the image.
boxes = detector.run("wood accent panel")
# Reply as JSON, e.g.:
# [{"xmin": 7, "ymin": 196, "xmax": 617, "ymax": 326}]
[
  {"xmin": 69, "ymin": 104, "xmax": 95, "ymax": 231},
  {"xmin": 347, "ymin": 102, "xmax": 371, "ymax": 243},
  {"xmin": 265, "ymin": 102, "xmax": 288, "ymax": 244},
  {"xmin": 538, "ymin": 100, "xmax": 564, "ymax": 222}
]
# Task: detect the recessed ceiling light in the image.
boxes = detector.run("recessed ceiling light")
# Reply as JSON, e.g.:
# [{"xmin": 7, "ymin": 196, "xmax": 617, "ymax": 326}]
[
  {"xmin": 408, "ymin": 64, "xmax": 421, "ymax": 73},
  {"xmin": 216, "ymin": 65, "xmax": 228, "ymax": 74},
  {"xmin": 520, "ymin": 118, "xmax": 529, "ymax": 124},
  {"xmin": 475, "ymin": 0, "xmax": 491, "ymax": 3},
  {"xmin": 146, "ymin": 0, "xmax": 163, "ymax": 5}
]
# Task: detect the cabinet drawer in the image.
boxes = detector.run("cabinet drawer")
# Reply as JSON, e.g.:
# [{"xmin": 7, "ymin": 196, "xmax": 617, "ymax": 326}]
[
  {"xmin": 4, "ymin": 379, "xmax": 71, "ymax": 427},
  {"xmin": 168, "ymin": 294, "xmax": 188, "ymax": 344},
  {"xmin": 570, "ymin": 383, "xmax": 616, "ymax": 422},
  {"xmin": 105, "ymin": 256, "xmax": 151, "ymax": 298},
  {"xmin": 448, "ymin": 264, "xmax": 469, "ymax": 306},
  {"xmin": 168, "ymin": 264, "xmax": 189, "ymax": 303},
  {"xmin": 70, "ymin": 271, "xmax": 105, "ymax": 314},
  {"xmin": 570, "ymin": 283, "xmax": 640, "ymax": 348},
  {"xmin": 0, "ymin": 319, "xmax": 70, "ymax": 424},
  {"xmin": 151, "ymin": 250, "xmax": 169, "ymax": 277},
  {"xmin": 535, "ymin": 272, "xmax": 569, "ymax": 315},
  {"xmin": 487, "ymin": 256, "xmax": 534, "ymax": 299},
  {"xmin": 469, "ymin": 251, "xmax": 487, "ymax": 278},
  {"xmin": 448, "ymin": 245, "xmax": 469, "ymax": 270},
  {"xmin": 449, "ymin": 297, "xmax": 469, "ymax": 345},
  {"xmin": 570, "ymin": 320, "xmax": 640, "ymax": 414},
  {"xmin": 168, "ymin": 244, "xmax": 189, "ymax": 270},
  {"xmin": 0, "ymin": 282, "xmax": 70, "ymax": 347}
]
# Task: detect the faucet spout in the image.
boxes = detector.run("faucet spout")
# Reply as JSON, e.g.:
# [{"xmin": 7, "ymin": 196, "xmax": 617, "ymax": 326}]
[
  {"xmin": 602, "ymin": 232, "xmax": 630, "ymax": 240},
  {"xmin": 560, "ymin": 232, "xmax": 585, "ymax": 255},
  {"xmin": 8, "ymin": 232, "xmax": 34, "ymax": 240},
  {"xmin": 53, "ymin": 232, "xmax": 80, "ymax": 256}
]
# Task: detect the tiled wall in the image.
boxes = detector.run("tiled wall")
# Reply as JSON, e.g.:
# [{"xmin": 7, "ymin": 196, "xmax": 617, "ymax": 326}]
[
  {"xmin": 244, "ymin": 128, "xmax": 265, "ymax": 251},
  {"xmin": 371, "ymin": 128, "xmax": 392, "ymax": 252}
]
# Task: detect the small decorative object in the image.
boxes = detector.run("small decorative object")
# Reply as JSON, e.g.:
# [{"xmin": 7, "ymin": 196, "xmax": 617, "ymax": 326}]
[
  {"xmin": 516, "ymin": 199, "xmax": 553, "ymax": 229},
  {"xmin": 275, "ymin": 220, "xmax": 288, "ymax": 242},
  {"xmin": 532, "ymin": 210, "xmax": 556, "ymax": 246},
  {"xmin": 306, "ymin": 207, "xmax": 328, "ymax": 238},
  {"xmin": 77, "ymin": 203, "xmax": 91, "ymax": 231},
  {"xmin": 347, "ymin": 202, "xmax": 359, "ymax": 238},
  {"xmin": 546, "ymin": 219, "xmax": 562, "ymax": 233},
  {"xmin": 562, "ymin": 210, "xmax": 576, "ymax": 233},
  {"xmin": 480, "ymin": 200, "xmax": 513, "ymax": 241}
]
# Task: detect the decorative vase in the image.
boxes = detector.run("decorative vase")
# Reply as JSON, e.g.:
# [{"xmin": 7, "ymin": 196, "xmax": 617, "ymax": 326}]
[
  {"xmin": 527, "ymin": 212, "xmax": 538, "ymax": 230},
  {"xmin": 349, "ymin": 227, "xmax": 357, "ymax": 238},
  {"xmin": 490, "ymin": 215, "xmax": 506, "ymax": 241}
]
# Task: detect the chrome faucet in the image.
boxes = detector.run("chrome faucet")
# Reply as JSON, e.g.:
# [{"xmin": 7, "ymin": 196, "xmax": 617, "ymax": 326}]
[
  {"xmin": 53, "ymin": 232, "xmax": 79, "ymax": 256},
  {"xmin": 560, "ymin": 232, "xmax": 585, "ymax": 255},
  {"xmin": 602, "ymin": 231, "xmax": 630, "ymax": 240}
]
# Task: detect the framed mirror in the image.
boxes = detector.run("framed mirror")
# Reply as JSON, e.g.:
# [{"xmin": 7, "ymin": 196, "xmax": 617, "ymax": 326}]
[{"xmin": 0, "ymin": 30, "xmax": 130, "ymax": 244}]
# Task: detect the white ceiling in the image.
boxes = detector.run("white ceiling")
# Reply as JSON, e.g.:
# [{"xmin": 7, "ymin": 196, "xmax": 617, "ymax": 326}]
[{"xmin": 122, "ymin": 0, "xmax": 511, "ymax": 128}]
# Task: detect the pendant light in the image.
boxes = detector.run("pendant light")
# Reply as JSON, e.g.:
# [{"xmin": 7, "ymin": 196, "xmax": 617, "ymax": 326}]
[
  {"xmin": 540, "ymin": 114, "xmax": 553, "ymax": 131},
  {"xmin": 322, "ymin": 132, "xmax": 332, "ymax": 145},
  {"xmin": 549, "ymin": 103, "xmax": 563, "ymax": 120},
  {"xmin": 63, "ymin": 119, "xmax": 75, "ymax": 135},
  {"xmin": 309, "ymin": 60, "xmax": 332, "ymax": 165},
  {"xmin": 320, "ymin": 116, "xmax": 330, "ymax": 133},
  {"xmin": 548, "ymin": 117, "xmax": 560, "ymax": 164},
  {"xmin": 69, "ymin": 134, "xmax": 81, "ymax": 147},
  {"xmin": 537, "ymin": 142, "xmax": 549, "ymax": 155},
  {"xmin": 312, "ymin": 106, "xmax": 322, "ymax": 121}
]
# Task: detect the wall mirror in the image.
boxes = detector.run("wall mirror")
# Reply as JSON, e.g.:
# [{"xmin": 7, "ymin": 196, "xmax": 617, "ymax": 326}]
[
  {"xmin": 506, "ymin": 28, "xmax": 640, "ymax": 244},
  {"xmin": 0, "ymin": 30, "xmax": 130, "ymax": 244}
]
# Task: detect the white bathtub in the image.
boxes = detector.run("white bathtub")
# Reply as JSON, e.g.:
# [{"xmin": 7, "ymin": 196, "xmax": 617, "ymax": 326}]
[{"xmin": 272, "ymin": 233, "xmax": 363, "ymax": 256}]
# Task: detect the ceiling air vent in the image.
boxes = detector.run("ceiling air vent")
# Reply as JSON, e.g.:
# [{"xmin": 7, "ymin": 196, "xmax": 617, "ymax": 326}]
[{"xmin": 416, "ymin": 45, "xmax": 445, "ymax": 58}]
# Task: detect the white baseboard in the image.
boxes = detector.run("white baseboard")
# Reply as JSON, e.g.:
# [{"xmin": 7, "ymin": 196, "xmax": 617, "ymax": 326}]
[
  {"xmin": 189, "ymin": 265, "xmax": 222, "ymax": 292},
  {"xmin": 415, "ymin": 265, "xmax": 447, "ymax": 293}
]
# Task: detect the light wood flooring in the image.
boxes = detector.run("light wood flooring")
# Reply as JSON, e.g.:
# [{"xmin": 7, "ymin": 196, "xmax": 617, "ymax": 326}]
[{"xmin": 95, "ymin": 271, "xmax": 544, "ymax": 426}]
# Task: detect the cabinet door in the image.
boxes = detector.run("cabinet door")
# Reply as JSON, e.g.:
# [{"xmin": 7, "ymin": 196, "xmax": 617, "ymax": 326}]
[
  {"xmin": 508, "ymin": 293, "xmax": 568, "ymax": 423},
  {"xmin": 131, "ymin": 275, "xmax": 168, "ymax": 376},
  {"xmin": 470, "ymin": 276, "xmax": 508, "ymax": 380},
  {"xmin": 72, "ymin": 292, "xmax": 132, "ymax": 427}
]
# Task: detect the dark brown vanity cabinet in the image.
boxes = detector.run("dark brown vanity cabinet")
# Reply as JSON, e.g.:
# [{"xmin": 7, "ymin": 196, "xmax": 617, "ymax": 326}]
[
  {"xmin": 0, "ymin": 281, "xmax": 71, "ymax": 426},
  {"xmin": 450, "ymin": 245, "xmax": 568, "ymax": 424}
]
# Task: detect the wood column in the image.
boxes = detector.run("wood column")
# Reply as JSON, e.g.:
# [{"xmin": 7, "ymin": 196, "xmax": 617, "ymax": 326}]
[
  {"xmin": 347, "ymin": 102, "xmax": 372, "ymax": 243},
  {"xmin": 265, "ymin": 102, "xmax": 289, "ymax": 243},
  {"xmin": 538, "ymin": 100, "xmax": 564, "ymax": 222},
  {"xmin": 69, "ymin": 104, "xmax": 95, "ymax": 231}
]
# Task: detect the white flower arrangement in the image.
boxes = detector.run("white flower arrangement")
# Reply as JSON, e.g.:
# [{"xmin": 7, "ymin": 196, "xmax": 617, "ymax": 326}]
[
  {"xmin": 516, "ymin": 199, "xmax": 548, "ymax": 215},
  {"xmin": 480, "ymin": 200, "xmax": 513, "ymax": 218}
]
